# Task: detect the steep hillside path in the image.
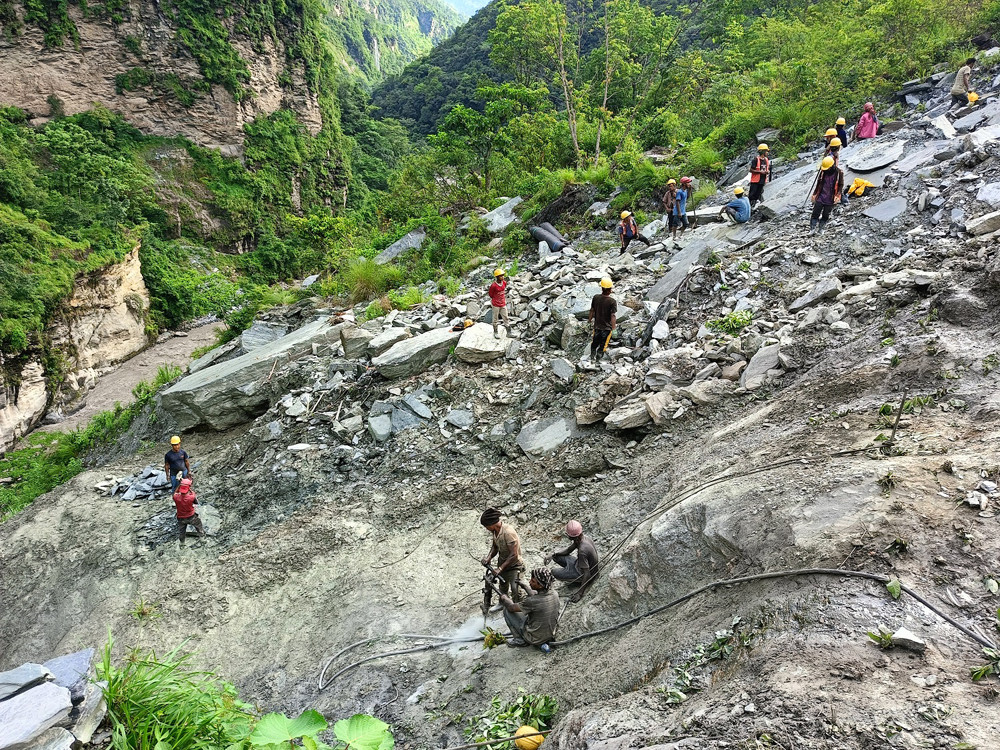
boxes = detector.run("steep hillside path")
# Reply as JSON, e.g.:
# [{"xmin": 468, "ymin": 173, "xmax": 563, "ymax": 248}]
[{"xmin": 39, "ymin": 323, "xmax": 224, "ymax": 435}]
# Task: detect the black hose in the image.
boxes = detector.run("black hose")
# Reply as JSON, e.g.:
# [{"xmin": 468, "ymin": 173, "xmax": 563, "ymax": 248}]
[{"xmin": 319, "ymin": 636, "xmax": 483, "ymax": 690}]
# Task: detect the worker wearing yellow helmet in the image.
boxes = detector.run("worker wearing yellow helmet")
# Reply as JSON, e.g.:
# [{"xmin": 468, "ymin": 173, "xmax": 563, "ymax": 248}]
[
  {"xmin": 810, "ymin": 154, "xmax": 844, "ymax": 236},
  {"xmin": 825, "ymin": 137, "xmax": 850, "ymax": 207},
  {"xmin": 747, "ymin": 143, "xmax": 771, "ymax": 208},
  {"xmin": 951, "ymin": 57, "xmax": 976, "ymax": 109},
  {"xmin": 488, "ymin": 268, "xmax": 512, "ymax": 340},
  {"xmin": 616, "ymin": 210, "xmax": 651, "ymax": 252},
  {"xmin": 720, "ymin": 185, "xmax": 752, "ymax": 224},
  {"xmin": 588, "ymin": 278, "xmax": 617, "ymax": 362},
  {"xmin": 835, "ymin": 118, "xmax": 849, "ymax": 145},
  {"xmin": 823, "ymin": 127, "xmax": 838, "ymax": 149},
  {"xmin": 164, "ymin": 436, "xmax": 192, "ymax": 492}
]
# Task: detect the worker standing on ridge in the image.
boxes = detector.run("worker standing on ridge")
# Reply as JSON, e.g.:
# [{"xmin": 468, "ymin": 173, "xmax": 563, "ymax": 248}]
[
  {"xmin": 545, "ymin": 520, "xmax": 599, "ymax": 602},
  {"xmin": 853, "ymin": 103, "xmax": 879, "ymax": 141},
  {"xmin": 173, "ymin": 477, "xmax": 206, "ymax": 545},
  {"xmin": 747, "ymin": 144, "xmax": 771, "ymax": 209},
  {"xmin": 164, "ymin": 436, "xmax": 191, "ymax": 492},
  {"xmin": 836, "ymin": 117, "xmax": 849, "ymax": 145},
  {"xmin": 488, "ymin": 268, "xmax": 511, "ymax": 340},
  {"xmin": 616, "ymin": 210, "xmax": 651, "ymax": 252},
  {"xmin": 499, "ymin": 567, "xmax": 560, "ymax": 653},
  {"xmin": 951, "ymin": 57, "xmax": 976, "ymax": 109},
  {"xmin": 481, "ymin": 507, "xmax": 527, "ymax": 604},
  {"xmin": 720, "ymin": 186, "xmax": 751, "ymax": 224},
  {"xmin": 662, "ymin": 178, "xmax": 678, "ymax": 239},
  {"xmin": 674, "ymin": 177, "xmax": 693, "ymax": 243},
  {"xmin": 588, "ymin": 278, "xmax": 617, "ymax": 363},
  {"xmin": 810, "ymin": 155, "xmax": 844, "ymax": 236}
]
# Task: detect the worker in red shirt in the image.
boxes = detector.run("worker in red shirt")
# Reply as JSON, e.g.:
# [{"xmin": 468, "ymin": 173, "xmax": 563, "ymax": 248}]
[
  {"xmin": 172, "ymin": 477, "xmax": 206, "ymax": 545},
  {"xmin": 488, "ymin": 268, "xmax": 512, "ymax": 340}
]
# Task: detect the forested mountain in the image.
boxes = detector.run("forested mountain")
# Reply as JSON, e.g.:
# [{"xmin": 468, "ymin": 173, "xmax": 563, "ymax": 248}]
[
  {"xmin": 325, "ymin": 0, "xmax": 465, "ymax": 84},
  {"xmin": 442, "ymin": 0, "xmax": 491, "ymax": 17}
]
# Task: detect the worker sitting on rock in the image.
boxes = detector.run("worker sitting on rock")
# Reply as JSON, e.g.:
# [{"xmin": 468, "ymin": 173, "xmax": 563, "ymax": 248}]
[
  {"xmin": 720, "ymin": 187, "xmax": 751, "ymax": 224},
  {"xmin": 488, "ymin": 268, "xmax": 512, "ymax": 340},
  {"xmin": 481, "ymin": 507, "xmax": 527, "ymax": 604},
  {"xmin": 173, "ymin": 477, "xmax": 206, "ymax": 545},
  {"xmin": 545, "ymin": 520, "xmax": 599, "ymax": 602},
  {"xmin": 500, "ymin": 567, "xmax": 560, "ymax": 653},
  {"xmin": 747, "ymin": 144, "xmax": 771, "ymax": 209},
  {"xmin": 164, "ymin": 436, "xmax": 191, "ymax": 492},
  {"xmin": 588, "ymin": 278, "xmax": 617, "ymax": 363},
  {"xmin": 616, "ymin": 210, "xmax": 651, "ymax": 251}
]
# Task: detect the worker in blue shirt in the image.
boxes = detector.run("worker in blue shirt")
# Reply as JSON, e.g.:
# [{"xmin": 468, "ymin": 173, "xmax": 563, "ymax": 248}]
[{"xmin": 720, "ymin": 186, "xmax": 751, "ymax": 224}]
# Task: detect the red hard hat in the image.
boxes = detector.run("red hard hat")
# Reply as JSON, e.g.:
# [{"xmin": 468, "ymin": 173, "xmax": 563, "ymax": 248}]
[
  {"xmin": 565, "ymin": 520, "xmax": 583, "ymax": 538},
  {"xmin": 179, "ymin": 477, "xmax": 192, "ymax": 488},
  {"xmin": 680, "ymin": 176, "xmax": 693, "ymax": 184}
]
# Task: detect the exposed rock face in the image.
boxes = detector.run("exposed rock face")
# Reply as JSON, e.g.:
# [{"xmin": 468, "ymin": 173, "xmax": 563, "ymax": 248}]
[
  {"xmin": 0, "ymin": 360, "xmax": 48, "ymax": 453},
  {"xmin": 49, "ymin": 246, "xmax": 151, "ymax": 406},
  {"xmin": 0, "ymin": 3, "xmax": 322, "ymax": 149}
]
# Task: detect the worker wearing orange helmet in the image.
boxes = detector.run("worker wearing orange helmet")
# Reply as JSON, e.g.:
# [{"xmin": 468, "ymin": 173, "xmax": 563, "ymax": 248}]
[
  {"xmin": 545, "ymin": 519, "xmax": 600, "ymax": 602},
  {"xmin": 810, "ymin": 155, "xmax": 844, "ymax": 235}
]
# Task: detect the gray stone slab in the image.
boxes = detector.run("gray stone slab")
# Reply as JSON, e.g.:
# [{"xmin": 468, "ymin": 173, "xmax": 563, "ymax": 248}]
[
  {"xmin": 789, "ymin": 278, "xmax": 843, "ymax": 313},
  {"xmin": 863, "ymin": 196, "xmax": 908, "ymax": 222},
  {"xmin": 756, "ymin": 163, "xmax": 819, "ymax": 218},
  {"xmin": 368, "ymin": 414, "xmax": 392, "ymax": 442},
  {"xmin": 187, "ymin": 340, "xmax": 238, "ymax": 374},
  {"xmin": 844, "ymin": 165, "xmax": 891, "ymax": 189},
  {"xmin": 371, "ymin": 327, "xmax": 462, "ymax": 379},
  {"xmin": 550, "ymin": 284, "xmax": 603, "ymax": 321},
  {"xmin": 402, "ymin": 393, "xmax": 432, "ymax": 419},
  {"xmin": 445, "ymin": 409, "xmax": 475, "ymax": 428},
  {"xmin": 741, "ymin": 344, "xmax": 780, "ymax": 391},
  {"xmin": 976, "ymin": 182, "xmax": 1000, "ymax": 207},
  {"xmin": 604, "ymin": 400, "xmax": 652, "ymax": 429},
  {"xmin": 842, "ymin": 139, "xmax": 906, "ymax": 172},
  {"xmin": 482, "ymin": 197, "xmax": 523, "ymax": 234},
  {"xmin": 517, "ymin": 416, "xmax": 577, "ymax": 457},
  {"xmin": 67, "ymin": 681, "xmax": 106, "ymax": 744},
  {"xmin": 967, "ymin": 210, "xmax": 1000, "ymax": 236},
  {"xmin": 367, "ymin": 327, "xmax": 411, "ymax": 358},
  {"xmin": 964, "ymin": 124, "xmax": 1000, "ymax": 149},
  {"xmin": 375, "ymin": 227, "xmax": 426, "ymax": 264},
  {"xmin": 42, "ymin": 649, "xmax": 95, "ymax": 705},
  {"xmin": 15, "ymin": 728, "xmax": 74, "ymax": 750},
  {"xmin": 551, "ymin": 357, "xmax": 576, "ymax": 384},
  {"xmin": 454, "ymin": 323, "xmax": 506, "ymax": 363},
  {"xmin": 390, "ymin": 407, "xmax": 423, "ymax": 433},
  {"xmin": 891, "ymin": 140, "xmax": 955, "ymax": 173},
  {"xmin": 159, "ymin": 319, "xmax": 343, "ymax": 431},
  {"xmin": 930, "ymin": 115, "xmax": 957, "ymax": 139},
  {"xmin": 0, "ymin": 664, "xmax": 52, "ymax": 701},
  {"xmin": 340, "ymin": 325, "xmax": 375, "ymax": 359},
  {"xmin": 646, "ymin": 240, "xmax": 717, "ymax": 302},
  {"xmin": 0, "ymin": 682, "xmax": 73, "ymax": 750},
  {"xmin": 240, "ymin": 321, "xmax": 289, "ymax": 352}
]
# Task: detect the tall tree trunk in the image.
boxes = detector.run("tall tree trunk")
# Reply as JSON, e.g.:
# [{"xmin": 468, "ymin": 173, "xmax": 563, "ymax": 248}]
[
  {"xmin": 594, "ymin": 1, "xmax": 613, "ymax": 167},
  {"xmin": 555, "ymin": 19, "xmax": 581, "ymax": 165}
]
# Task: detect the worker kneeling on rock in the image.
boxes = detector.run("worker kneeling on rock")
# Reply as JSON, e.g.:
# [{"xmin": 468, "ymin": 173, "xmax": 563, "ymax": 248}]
[
  {"xmin": 481, "ymin": 508, "xmax": 527, "ymax": 604},
  {"xmin": 500, "ymin": 567, "xmax": 559, "ymax": 652},
  {"xmin": 545, "ymin": 520, "xmax": 599, "ymax": 602}
]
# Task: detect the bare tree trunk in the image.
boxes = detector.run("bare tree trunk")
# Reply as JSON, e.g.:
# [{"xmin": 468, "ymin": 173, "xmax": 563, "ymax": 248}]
[
  {"xmin": 594, "ymin": 0, "xmax": 613, "ymax": 166},
  {"xmin": 555, "ymin": 19, "xmax": 581, "ymax": 165}
]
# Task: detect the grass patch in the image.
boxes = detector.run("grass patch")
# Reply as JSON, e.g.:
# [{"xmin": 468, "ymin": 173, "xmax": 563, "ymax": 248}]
[
  {"xmin": 388, "ymin": 286, "xmax": 426, "ymax": 311},
  {"xmin": 705, "ymin": 310, "xmax": 752, "ymax": 335}
]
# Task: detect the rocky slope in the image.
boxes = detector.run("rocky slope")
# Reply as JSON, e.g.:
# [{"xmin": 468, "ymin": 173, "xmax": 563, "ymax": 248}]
[{"xmin": 3, "ymin": 61, "xmax": 1000, "ymax": 749}]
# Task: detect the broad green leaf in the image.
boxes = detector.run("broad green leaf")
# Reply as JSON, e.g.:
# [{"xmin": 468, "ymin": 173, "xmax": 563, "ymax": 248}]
[
  {"xmin": 250, "ymin": 710, "xmax": 328, "ymax": 746},
  {"xmin": 886, "ymin": 579, "xmax": 902, "ymax": 600},
  {"xmin": 333, "ymin": 714, "xmax": 394, "ymax": 750}
]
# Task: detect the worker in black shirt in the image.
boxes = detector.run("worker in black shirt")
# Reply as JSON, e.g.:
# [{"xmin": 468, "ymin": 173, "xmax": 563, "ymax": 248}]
[
  {"xmin": 164, "ymin": 435, "xmax": 192, "ymax": 492},
  {"xmin": 588, "ymin": 278, "xmax": 617, "ymax": 362}
]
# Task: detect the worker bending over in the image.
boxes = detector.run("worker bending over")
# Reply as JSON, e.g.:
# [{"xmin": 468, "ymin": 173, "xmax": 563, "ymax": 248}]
[
  {"xmin": 500, "ymin": 567, "xmax": 560, "ymax": 653},
  {"xmin": 481, "ymin": 508, "xmax": 527, "ymax": 603},
  {"xmin": 545, "ymin": 520, "xmax": 599, "ymax": 602}
]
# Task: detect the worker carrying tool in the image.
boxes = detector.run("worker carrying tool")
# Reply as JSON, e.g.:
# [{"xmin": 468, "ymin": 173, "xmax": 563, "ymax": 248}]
[
  {"xmin": 588, "ymin": 278, "xmax": 617, "ymax": 363},
  {"xmin": 545, "ymin": 520, "xmax": 599, "ymax": 602},
  {"xmin": 498, "ymin": 567, "xmax": 560, "ymax": 653},
  {"xmin": 480, "ymin": 507, "xmax": 527, "ymax": 604}
]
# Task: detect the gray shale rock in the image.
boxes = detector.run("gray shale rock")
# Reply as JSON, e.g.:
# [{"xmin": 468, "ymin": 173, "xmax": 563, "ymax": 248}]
[
  {"xmin": 604, "ymin": 400, "xmax": 652, "ymax": 430},
  {"xmin": 340, "ymin": 325, "xmax": 375, "ymax": 359},
  {"xmin": 372, "ymin": 327, "xmax": 462, "ymax": 379},
  {"xmin": 455, "ymin": 323, "xmax": 506, "ymax": 363},
  {"xmin": 789, "ymin": 278, "xmax": 843, "ymax": 313},
  {"xmin": 0, "ymin": 664, "xmax": 52, "ymax": 701},
  {"xmin": 0, "ymin": 682, "xmax": 73, "ymax": 750},
  {"xmin": 367, "ymin": 327, "xmax": 411, "ymax": 358},
  {"xmin": 741, "ymin": 344, "xmax": 781, "ymax": 391},
  {"xmin": 42, "ymin": 649, "xmax": 95, "ymax": 704},
  {"xmin": 517, "ymin": 416, "xmax": 576, "ymax": 456}
]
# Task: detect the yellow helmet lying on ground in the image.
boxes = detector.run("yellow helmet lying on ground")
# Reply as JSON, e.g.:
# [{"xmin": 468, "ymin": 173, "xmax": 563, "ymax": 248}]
[
  {"xmin": 170, "ymin": 436, "xmax": 181, "ymax": 445},
  {"xmin": 494, "ymin": 268, "xmax": 505, "ymax": 277},
  {"xmin": 514, "ymin": 726, "xmax": 545, "ymax": 750},
  {"xmin": 733, "ymin": 186, "xmax": 745, "ymax": 195},
  {"xmin": 620, "ymin": 210, "xmax": 631, "ymax": 219},
  {"xmin": 848, "ymin": 177, "xmax": 875, "ymax": 197},
  {"xmin": 758, "ymin": 143, "xmax": 769, "ymax": 151},
  {"xmin": 825, "ymin": 127, "xmax": 838, "ymax": 137},
  {"xmin": 836, "ymin": 117, "xmax": 847, "ymax": 125},
  {"xmin": 600, "ymin": 278, "xmax": 613, "ymax": 289},
  {"xmin": 830, "ymin": 137, "xmax": 842, "ymax": 147},
  {"xmin": 821, "ymin": 156, "xmax": 835, "ymax": 169},
  {"xmin": 968, "ymin": 92, "xmax": 979, "ymax": 104}
]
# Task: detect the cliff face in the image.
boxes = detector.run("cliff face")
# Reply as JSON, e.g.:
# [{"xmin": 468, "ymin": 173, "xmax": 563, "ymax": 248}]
[
  {"xmin": 0, "ymin": 247, "xmax": 150, "ymax": 451},
  {"xmin": 0, "ymin": 1, "xmax": 323, "ymax": 150}
]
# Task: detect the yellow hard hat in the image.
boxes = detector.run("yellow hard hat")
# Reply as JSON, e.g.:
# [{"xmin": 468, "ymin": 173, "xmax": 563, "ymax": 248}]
[
  {"xmin": 514, "ymin": 726, "xmax": 544, "ymax": 750},
  {"xmin": 829, "ymin": 137, "xmax": 842, "ymax": 147},
  {"xmin": 968, "ymin": 92, "xmax": 979, "ymax": 104},
  {"xmin": 733, "ymin": 186, "xmax": 745, "ymax": 195},
  {"xmin": 667, "ymin": 178, "xmax": 676, "ymax": 185},
  {"xmin": 600, "ymin": 278, "xmax": 613, "ymax": 289},
  {"xmin": 757, "ymin": 143, "xmax": 769, "ymax": 151},
  {"xmin": 620, "ymin": 210, "xmax": 631, "ymax": 219},
  {"xmin": 836, "ymin": 117, "xmax": 846, "ymax": 125},
  {"xmin": 825, "ymin": 128, "xmax": 838, "ymax": 137},
  {"xmin": 494, "ymin": 268, "xmax": 504, "ymax": 277},
  {"xmin": 821, "ymin": 156, "xmax": 835, "ymax": 169},
  {"xmin": 170, "ymin": 436, "xmax": 181, "ymax": 445},
  {"xmin": 464, "ymin": 319, "xmax": 473, "ymax": 328}
]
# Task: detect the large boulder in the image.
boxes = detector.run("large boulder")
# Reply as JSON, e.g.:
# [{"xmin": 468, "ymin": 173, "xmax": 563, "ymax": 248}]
[
  {"xmin": 757, "ymin": 164, "xmax": 819, "ymax": 219},
  {"xmin": 788, "ymin": 278, "xmax": 843, "ymax": 313},
  {"xmin": 159, "ymin": 319, "xmax": 343, "ymax": 431},
  {"xmin": 862, "ymin": 196, "xmax": 908, "ymax": 222},
  {"xmin": 239, "ymin": 321, "xmax": 289, "ymax": 352},
  {"xmin": 0, "ymin": 664, "xmax": 52, "ymax": 701},
  {"xmin": 0, "ymin": 682, "xmax": 73, "ymax": 750},
  {"xmin": 646, "ymin": 239, "xmax": 718, "ymax": 302},
  {"xmin": 367, "ymin": 327, "xmax": 411, "ymax": 357},
  {"xmin": 741, "ymin": 344, "xmax": 780, "ymax": 391},
  {"xmin": 340, "ymin": 325, "xmax": 375, "ymax": 359},
  {"xmin": 371, "ymin": 327, "xmax": 462, "ymax": 379},
  {"xmin": 375, "ymin": 227, "xmax": 426, "ymax": 264},
  {"xmin": 517, "ymin": 416, "xmax": 576, "ymax": 456},
  {"xmin": 842, "ymin": 138, "xmax": 906, "ymax": 172},
  {"xmin": 455, "ymin": 323, "xmax": 506, "ymax": 363},
  {"xmin": 42, "ymin": 650, "xmax": 95, "ymax": 705},
  {"xmin": 482, "ymin": 197, "xmax": 523, "ymax": 233}
]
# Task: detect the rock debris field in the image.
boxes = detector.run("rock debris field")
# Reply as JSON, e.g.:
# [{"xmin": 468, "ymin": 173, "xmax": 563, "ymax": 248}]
[{"xmin": 3, "ymin": 60, "xmax": 1000, "ymax": 750}]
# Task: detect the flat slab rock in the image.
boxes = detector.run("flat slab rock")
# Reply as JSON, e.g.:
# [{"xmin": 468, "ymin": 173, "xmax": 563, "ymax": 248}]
[
  {"xmin": 14, "ymin": 728, "xmax": 75, "ymax": 750},
  {"xmin": 517, "ymin": 416, "xmax": 577, "ymax": 456},
  {"xmin": 454, "ymin": 323, "xmax": 506, "ymax": 363},
  {"xmin": 756, "ymin": 163, "xmax": 819, "ymax": 219},
  {"xmin": 789, "ymin": 277, "xmax": 843, "ymax": 313},
  {"xmin": 375, "ymin": 227, "xmax": 426, "ymax": 264},
  {"xmin": 0, "ymin": 664, "xmax": 52, "ymax": 701},
  {"xmin": 862, "ymin": 196, "xmax": 908, "ymax": 222},
  {"xmin": 371, "ymin": 326, "xmax": 462, "ymax": 379},
  {"xmin": 42, "ymin": 649, "xmax": 95, "ymax": 704},
  {"xmin": 741, "ymin": 343, "xmax": 780, "ymax": 391},
  {"xmin": 0, "ymin": 682, "xmax": 73, "ymax": 749},
  {"xmin": 482, "ymin": 197, "xmax": 523, "ymax": 234},
  {"xmin": 842, "ymin": 138, "xmax": 906, "ymax": 173},
  {"xmin": 604, "ymin": 400, "xmax": 651, "ymax": 430},
  {"xmin": 646, "ymin": 239, "xmax": 719, "ymax": 302}
]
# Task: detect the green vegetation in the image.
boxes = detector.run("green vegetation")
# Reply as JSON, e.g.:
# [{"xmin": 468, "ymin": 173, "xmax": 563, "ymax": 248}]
[
  {"xmin": 98, "ymin": 633, "xmax": 394, "ymax": 749},
  {"xmin": 706, "ymin": 310, "xmax": 752, "ymax": 335},
  {"xmin": 464, "ymin": 692, "xmax": 557, "ymax": 746}
]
